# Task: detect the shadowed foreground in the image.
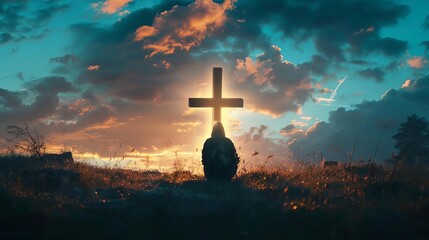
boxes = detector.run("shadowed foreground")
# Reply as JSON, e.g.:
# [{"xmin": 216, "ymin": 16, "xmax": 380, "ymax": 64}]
[{"xmin": 0, "ymin": 155, "xmax": 428, "ymax": 239}]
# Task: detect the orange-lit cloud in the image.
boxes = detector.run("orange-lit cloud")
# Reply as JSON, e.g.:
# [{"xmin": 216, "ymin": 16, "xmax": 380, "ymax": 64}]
[
  {"xmin": 87, "ymin": 65, "xmax": 100, "ymax": 71},
  {"xmin": 232, "ymin": 45, "xmax": 314, "ymax": 117},
  {"xmin": 93, "ymin": 0, "xmax": 132, "ymax": 14},
  {"xmin": 407, "ymin": 56, "xmax": 427, "ymax": 68},
  {"xmin": 135, "ymin": 26, "xmax": 157, "ymax": 40},
  {"xmin": 134, "ymin": 0, "xmax": 236, "ymax": 57},
  {"xmin": 235, "ymin": 57, "xmax": 273, "ymax": 85},
  {"xmin": 401, "ymin": 79, "xmax": 412, "ymax": 88},
  {"xmin": 291, "ymin": 119, "xmax": 308, "ymax": 127}
]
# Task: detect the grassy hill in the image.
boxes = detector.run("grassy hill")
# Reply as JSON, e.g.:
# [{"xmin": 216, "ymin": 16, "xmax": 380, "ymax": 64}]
[{"xmin": 0, "ymin": 154, "xmax": 428, "ymax": 239}]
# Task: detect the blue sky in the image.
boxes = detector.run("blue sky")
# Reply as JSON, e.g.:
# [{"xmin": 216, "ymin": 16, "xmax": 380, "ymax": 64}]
[{"xmin": 1, "ymin": 0, "xmax": 429, "ymax": 168}]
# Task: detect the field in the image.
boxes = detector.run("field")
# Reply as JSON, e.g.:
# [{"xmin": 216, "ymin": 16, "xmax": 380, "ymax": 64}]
[{"xmin": 0, "ymin": 155, "xmax": 428, "ymax": 239}]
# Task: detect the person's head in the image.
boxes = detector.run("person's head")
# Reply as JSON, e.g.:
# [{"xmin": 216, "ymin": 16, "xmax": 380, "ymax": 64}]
[{"xmin": 211, "ymin": 121, "xmax": 225, "ymax": 138}]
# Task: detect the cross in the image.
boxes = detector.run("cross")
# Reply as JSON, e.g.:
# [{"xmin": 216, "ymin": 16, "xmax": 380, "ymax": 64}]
[{"xmin": 189, "ymin": 67, "xmax": 243, "ymax": 123}]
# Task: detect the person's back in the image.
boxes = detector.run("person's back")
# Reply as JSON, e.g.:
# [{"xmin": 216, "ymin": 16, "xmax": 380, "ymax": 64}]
[{"xmin": 202, "ymin": 122, "xmax": 239, "ymax": 181}]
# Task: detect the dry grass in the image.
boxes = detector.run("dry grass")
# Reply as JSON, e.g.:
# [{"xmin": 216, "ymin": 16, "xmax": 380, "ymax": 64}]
[
  {"xmin": 238, "ymin": 163, "xmax": 428, "ymax": 212},
  {"xmin": 0, "ymin": 155, "xmax": 428, "ymax": 239}
]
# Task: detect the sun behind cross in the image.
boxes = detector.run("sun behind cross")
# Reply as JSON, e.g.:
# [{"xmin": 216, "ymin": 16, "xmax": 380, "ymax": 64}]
[{"xmin": 188, "ymin": 67, "xmax": 243, "ymax": 123}]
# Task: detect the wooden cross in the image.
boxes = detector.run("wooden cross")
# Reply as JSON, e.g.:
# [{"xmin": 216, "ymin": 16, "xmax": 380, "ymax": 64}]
[{"xmin": 189, "ymin": 67, "xmax": 243, "ymax": 123}]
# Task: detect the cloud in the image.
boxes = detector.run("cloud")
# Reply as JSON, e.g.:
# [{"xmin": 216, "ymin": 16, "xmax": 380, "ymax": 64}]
[
  {"xmin": 0, "ymin": 77, "xmax": 75, "ymax": 124},
  {"xmin": 134, "ymin": 26, "xmax": 157, "ymax": 40},
  {"xmin": 16, "ymin": 0, "xmax": 417, "ymax": 161},
  {"xmin": 0, "ymin": 0, "xmax": 70, "ymax": 44},
  {"xmin": 27, "ymin": 76, "xmax": 75, "ymax": 95},
  {"xmin": 234, "ymin": 0, "xmax": 409, "ymax": 60},
  {"xmin": 299, "ymin": 55, "xmax": 330, "ymax": 76},
  {"xmin": 235, "ymin": 56, "xmax": 274, "ymax": 85},
  {"xmin": 236, "ymin": 125, "xmax": 283, "ymax": 154},
  {"xmin": 92, "ymin": 0, "xmax": 133, "ymax": 14},
  {"xmin": 0, "ymin": 33, "xmax": 13, "ymax": 45},
  {"xmin": 291, "ymin": 120, "xmax": 308, "ymax": 127},
  {"xmin": 87, "ymin": 65, "xmax": 100, "ymax": 71},
  {"xmin": 401, "ymin": 79, "xmax": 412, "ymax": 88},
  {"xmin": 358, "ymin": 67, "xmax": 385, "ymax": 82},
  {"xmin": 287, "ymin": 75, "xmax": 429, "ymax": 162},
  {"xmin": 375, "ymin": 37, "xmax": 408, "ymax": 57},
  {"xmin": 66, "ymin": 0, "xmax": 409, "ymax": 121},
  {"xmin": 407, "ymin": 56, "xmax": 428, "ymax": 69},
  {"xmin": 280, "ymin": 124, "xmax": 304, "ymax": 136},
  {"xmin": 233, "ymin": 45, "xmax": 314, "ymax": 117},
  {"xmin": 0, "ymin": 88, "xmax": 23, "ymax": 109},
  {"xmin": 134, "ymin": 0, "xmax": 236, "ymax": 57}
]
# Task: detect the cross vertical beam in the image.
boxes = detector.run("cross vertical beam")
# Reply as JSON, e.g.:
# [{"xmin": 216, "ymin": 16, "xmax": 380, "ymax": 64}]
[
  {"xmin": 213, "ymin": 67, "xmax": 222, "ymax": 122},
  {"xmin": 189, "ymin": 67, "xmax": 243, "ymax": 123}
]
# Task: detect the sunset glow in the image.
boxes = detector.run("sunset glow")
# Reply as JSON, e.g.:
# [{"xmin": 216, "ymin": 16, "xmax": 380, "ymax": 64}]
[{"xmin": 1, "ymin": 0, "xmax": 428, "ymax": 171}]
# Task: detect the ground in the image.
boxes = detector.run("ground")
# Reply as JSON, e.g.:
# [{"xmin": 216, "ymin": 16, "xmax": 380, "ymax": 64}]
[{"xmin": 0, "ymin": 155, "xmax": 428, "ymax": 239}]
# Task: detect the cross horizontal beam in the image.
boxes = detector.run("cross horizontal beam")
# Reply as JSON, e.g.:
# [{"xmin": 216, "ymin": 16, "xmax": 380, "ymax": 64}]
[{"xmin": 188, "ymin": 98, "xmax": 244, "ymax": 108}]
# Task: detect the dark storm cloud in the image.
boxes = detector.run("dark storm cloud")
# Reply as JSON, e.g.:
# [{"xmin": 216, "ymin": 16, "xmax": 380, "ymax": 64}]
[
  {"xmin": 288, "ymin": 75, "xmax": 429, "ymax": 162},
  {"xmin": 299, "ymin": 55, "xmax": 330, "ymax": 76},
  {"xmin": 70, "ymin": 0, "xmax": 335, "ymax": 118},
  {"xmin": 74, "ymin": 105, "xmax": 115, "ymax": 128},
  {"xmin": 33, "ymin": 2, "xmax": 69, "ymax": 24},
  {"xmin": 233, "ymin": 45, "xmax": 316, "ymax": 116},
  {"xmin": 376, "ymin": 37, "xmax": 408, "ymax": 57},
  {"xmin": 0, "ymin": 0, "xmax": 70, "ymax": 44},
  {"xmin": 47, "ymin": 90, "xmax": 117, "ymax": 133},
  {"xmin": 0, "ymin": 88, "xmax": 23, "ymax": 108},
  {"xmin": 69, "ymin": 1, "xmax": 240, "ymax": 102},
  {"xmin": 357, "ymin": 67, "xmax": 386, "ymax": 82},
  {"xmin": 62, "ymin": 0, "xmax": 411, "ymax": 125},
  {"xmin": 27, "ymin": 76, "xmax": 75, "ymax": 95},
  {"xmin": 234, "ymin": 0, "xmax": 409, "ymax": 60},
  {"xmin": 69, "ymin": 11, "xmax": 165, "ymax": 101},
  {"xmin": 0, "ymin": 76, "xmax": 75, "ymax": 124},
  {"xmin": 67, "ymin": 0, "xmax": 411, "ymax": 119},
  {"xmin": 348, "ymin": 60, "xmax": 368, "ymax": 65}
]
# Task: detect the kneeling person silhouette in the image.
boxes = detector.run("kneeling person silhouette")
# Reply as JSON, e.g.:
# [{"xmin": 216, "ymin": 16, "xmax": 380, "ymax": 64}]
[{"xmin": 202, "ymin": 122, "xmax": 239, "ymax": 181}]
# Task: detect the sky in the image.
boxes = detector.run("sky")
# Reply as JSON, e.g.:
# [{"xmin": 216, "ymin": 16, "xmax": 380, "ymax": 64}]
[{"xmin": 1, "ymin": 0, "xmax": 429, "ymax": 171}]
